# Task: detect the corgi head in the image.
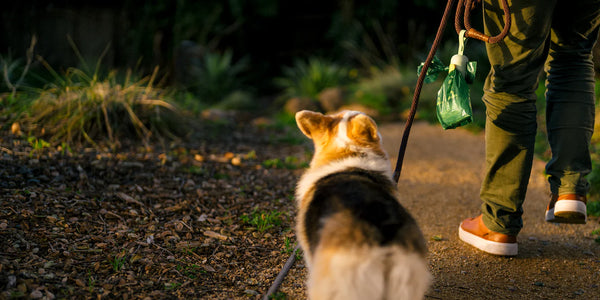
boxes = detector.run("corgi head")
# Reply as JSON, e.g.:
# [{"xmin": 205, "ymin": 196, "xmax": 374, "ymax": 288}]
[{"xmin": 295, "ymin": 110, "xmax": 387, "ymax": 167}]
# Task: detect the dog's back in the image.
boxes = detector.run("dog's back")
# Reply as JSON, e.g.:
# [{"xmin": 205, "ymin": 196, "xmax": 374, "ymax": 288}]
[
  {"xmin": 295, "ymin": 110, "xmax": 430, "ymax": 300},
  {"xmin": 304, "ymin": 168, "xmax": 429, "ymax": 300}
]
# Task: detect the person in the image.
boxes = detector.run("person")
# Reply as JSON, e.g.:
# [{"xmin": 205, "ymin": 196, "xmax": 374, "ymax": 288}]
[{"xmin": 458, "ymin": 0, "xmax": 600, "ymax": 256}]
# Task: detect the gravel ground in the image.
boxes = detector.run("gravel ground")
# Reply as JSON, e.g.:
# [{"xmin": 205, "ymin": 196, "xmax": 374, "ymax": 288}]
[
  {"xmin": 1, "ymin": 119, "xmax": 598, "ymax": 299},
  {"xmin": 379, "ymin": 122, "xmax": 600, "ymax": 300}
]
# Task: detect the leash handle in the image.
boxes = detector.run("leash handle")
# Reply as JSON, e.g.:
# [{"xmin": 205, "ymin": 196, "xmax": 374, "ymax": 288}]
[{"xmin": 455, "ymin": 0, "xmax": 511, "ymax": 43}]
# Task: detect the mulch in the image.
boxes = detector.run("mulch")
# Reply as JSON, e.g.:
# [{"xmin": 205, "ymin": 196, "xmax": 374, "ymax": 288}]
[{"xmin": 1, "ymin": 120, "xmax": 309, "ymax": 299}]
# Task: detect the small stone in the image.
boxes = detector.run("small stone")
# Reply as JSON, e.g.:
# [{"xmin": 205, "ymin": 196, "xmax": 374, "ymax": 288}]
[
  {"xmin": 7, "ymin": 275, "xmax": 17, "ymax": 288},
  {"xmin": 244, "ymin": 289, "xmax": 260, "ymax": 296},
  {"xmin": 574, "ymin": 289, "xmax": 585, "ymax": 295},
  {"xmin": 108, "ymin": 184, "xmax": 120, "ymax": 191},
  {"xmin": 184, "ymin": 179, "xmax": 195, "ymax": 188},
  {"xmin": 30, "ymin": 289, "xmax": 43, "ymax": 299},
  {"xmin": 45, "ymin": 290, "xmax": 56, "ymax": 300}
]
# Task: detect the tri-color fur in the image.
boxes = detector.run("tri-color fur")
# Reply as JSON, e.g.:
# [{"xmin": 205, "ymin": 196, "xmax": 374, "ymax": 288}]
[{"xmin": 295, "ymin": 110, "xmax": 430, "ymax": 300}]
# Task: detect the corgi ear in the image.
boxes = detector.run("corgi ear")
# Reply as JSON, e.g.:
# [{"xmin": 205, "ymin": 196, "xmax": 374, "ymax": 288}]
[
  {"xmin": 347, "ymin": 113, "xmax": 380, "ymax": 144},
  {"xmin": 295, "ymin": 110, "xmax": 325, "ymax": 139}
]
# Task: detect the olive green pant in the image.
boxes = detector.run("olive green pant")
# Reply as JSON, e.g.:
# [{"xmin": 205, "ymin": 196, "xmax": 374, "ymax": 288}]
[{"xmin": 480, "ymin": 0, "xmax": 599, "ymax": 235}]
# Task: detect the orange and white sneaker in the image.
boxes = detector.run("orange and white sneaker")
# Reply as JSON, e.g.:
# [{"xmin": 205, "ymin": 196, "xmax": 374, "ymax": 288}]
[
  {"xmin": 458, "ymin": 215, "xmax": 518, "ymax": 256},
  {"xmin": 545, "ymin": 194, "xmax": 587, "ymax": 224}
]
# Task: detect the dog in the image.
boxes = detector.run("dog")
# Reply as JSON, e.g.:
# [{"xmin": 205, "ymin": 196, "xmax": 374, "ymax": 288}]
[{"xmin": 294, "ymin": 110, "xmax": 430, "ymax": 300}]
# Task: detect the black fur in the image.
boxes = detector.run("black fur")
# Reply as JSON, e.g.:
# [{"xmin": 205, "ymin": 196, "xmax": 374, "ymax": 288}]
[{"xmin": 304, "ymin": 168, "xmax": 426, "ymax": 256}]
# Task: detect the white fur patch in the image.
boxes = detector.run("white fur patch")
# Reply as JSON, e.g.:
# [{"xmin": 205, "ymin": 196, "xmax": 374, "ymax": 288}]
[
  {"xmin": 296, "ymin": 153, "xmax": 393, "ymax": 204},
  {"xmin": 308, "ymin": 246, "xmax": 430, "ymax": 300},
  {"xmin": 335, "ymin": 111, "xmax": 362, "ymax": 147}
]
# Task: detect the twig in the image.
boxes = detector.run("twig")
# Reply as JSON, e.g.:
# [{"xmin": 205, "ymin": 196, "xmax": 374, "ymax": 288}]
[
  {"xmin": 180, "ymin": 220, "xmax": 193, "ymax": 232},
  {"xmin": 3, "ymin": 35, "xmax": 36, "ymax": 97},
  {"xmin": 98, "ymin": 215, "xmax": 108, "ymax": 233},
  {"xmin": 105, "ymin": 211, "xmax": 125, "ymax": 223}
]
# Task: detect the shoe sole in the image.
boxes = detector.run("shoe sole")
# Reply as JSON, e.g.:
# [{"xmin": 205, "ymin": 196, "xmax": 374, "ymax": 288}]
[
  {"xmin": 545, "ymin": 200, "xmax": 587, "ymax": 224},
  {"xmin": 458, "ymin": 224, "xmax": 518, "ymax": 256}
]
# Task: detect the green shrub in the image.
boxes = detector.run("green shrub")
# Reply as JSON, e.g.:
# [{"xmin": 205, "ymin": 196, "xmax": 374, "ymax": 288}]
[
  {"xmin": 589, "ymin": 158, "xmax": 600, "ymax": 202},
  {"xmin": 588, "ymin": 200, "xmax": 600, "ymax": 217},
  {"xmin": 275, "ymin": 57, "xmax": 351, "ymax": 100},
  {"xmin": 191, "ymin": 50, "xmax": 249, "ymax": 105}
]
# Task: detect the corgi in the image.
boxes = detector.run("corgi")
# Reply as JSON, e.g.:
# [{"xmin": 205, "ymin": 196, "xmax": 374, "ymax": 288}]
[{"xmin": 294, "ymin": 110, "xmax": 430, "ymax": 300}]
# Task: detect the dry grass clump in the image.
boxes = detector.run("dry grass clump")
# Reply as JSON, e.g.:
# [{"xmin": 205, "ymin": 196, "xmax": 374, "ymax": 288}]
[{"xmin": 27, "ymin": 62, "xmax": 183, "ymax": 148}]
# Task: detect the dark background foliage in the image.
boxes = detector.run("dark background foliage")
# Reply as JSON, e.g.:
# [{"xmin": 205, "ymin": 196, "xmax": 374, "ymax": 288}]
[{"xmin": 1, "ymin": 0, "xmax": 451, "ymax": 92}]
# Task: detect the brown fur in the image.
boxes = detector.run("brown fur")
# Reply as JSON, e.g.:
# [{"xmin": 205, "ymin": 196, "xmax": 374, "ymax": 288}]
[
  {"xmin": 295, "ymin": 110, "xmax": 430, "ymax": 300},
  {"xmin": 295, "ymin": 110, "xmax": 386, "ymax": 168}
]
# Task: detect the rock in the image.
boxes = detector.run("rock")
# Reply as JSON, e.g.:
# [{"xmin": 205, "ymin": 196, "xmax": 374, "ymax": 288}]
[
  {"xmin": 284, "ymin": 97, "xmax": 319, "ymax": 115},
  {"xmin": 30, "ymin": 289, "xmax": 43, "ymax": 299},
  {"xmin": 7, "ymin": 275, "xmax": 16, "ymax": 288},
  {"xmin": 244, "ymin": 289, "xmax": 260, "ymax": 296},
  {"xmin": 201, "ymin": 109, "xmax": 237, "ymax": 122},
  {"xmin": 317, "ymin": 87, "xmax": 344, "ymax": 112}
]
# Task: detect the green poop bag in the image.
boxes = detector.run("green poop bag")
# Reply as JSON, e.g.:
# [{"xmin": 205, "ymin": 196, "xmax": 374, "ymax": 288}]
[
  {"xmin": 418, "ymin": 30, "xmax": 477, "ymax": 129},
  {"xmin": 436, "ymin": 55, "xmax": 476, "ymax": 129}
]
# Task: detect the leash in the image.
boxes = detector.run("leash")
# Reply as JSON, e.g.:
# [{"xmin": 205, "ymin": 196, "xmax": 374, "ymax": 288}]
[
  {"xmin": 393, "ymin": 0, "xmax": 510, "ymax": 182},
  {"xmin": 263, "ymin": 0, "xmax": 511, "ymax": 298},
  {"xmin": 262, "ymin": 245, "xmax": 300, "ymax": 300}
]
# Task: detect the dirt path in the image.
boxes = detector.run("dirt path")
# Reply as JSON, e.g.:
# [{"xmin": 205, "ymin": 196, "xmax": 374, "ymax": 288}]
[{"xmin": 377, "ymin": 122, "xmax": 600, "ymax": 299}]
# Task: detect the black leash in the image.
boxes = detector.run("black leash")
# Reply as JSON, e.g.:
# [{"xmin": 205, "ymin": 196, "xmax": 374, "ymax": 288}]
[
  {"xmin": 262, "ymin": 245, "xmax": 300, "ymax": 300},
  {"xmin": 392, "ymin": 0, "xmax": 458, "ymax": 182}
]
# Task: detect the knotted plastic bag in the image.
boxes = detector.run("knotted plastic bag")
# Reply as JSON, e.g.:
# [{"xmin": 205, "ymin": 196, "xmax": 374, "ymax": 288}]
[
  {"xmin": 418, "ymin": 30, "xmax": 478, "ymax": 130},
  {"xmin": 436, "ymin": 58, "xmax": 477, "ymax": 129},
  {"xmin": 418, "ymin": 56, "xmax": 448, "ymax": 84}
]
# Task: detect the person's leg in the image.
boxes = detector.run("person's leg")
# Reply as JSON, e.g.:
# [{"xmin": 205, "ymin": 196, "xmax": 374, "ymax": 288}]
[
  {"xmin": 478, "ymin": 0, "xmax": 555, "ymax": 236},
  {"xmin": 543, "ymin": 0, "xmax": 600, "ymax": 223},
  {"xmin": 545, "ymin": 0, "xmax": 599, "ymax": 197}
]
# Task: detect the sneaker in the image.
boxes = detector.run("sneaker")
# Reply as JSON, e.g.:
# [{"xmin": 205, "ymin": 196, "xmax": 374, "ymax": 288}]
[
  {"xmin": 458, "ymin": 215, "xmax": 518, "ymax": 256},
  {"xmin": 545, "ymin": 194, "xmax": 587, "ymax": 224}
]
